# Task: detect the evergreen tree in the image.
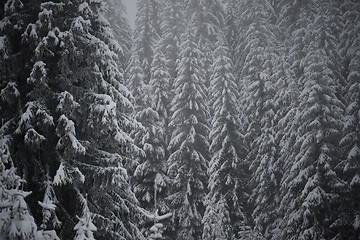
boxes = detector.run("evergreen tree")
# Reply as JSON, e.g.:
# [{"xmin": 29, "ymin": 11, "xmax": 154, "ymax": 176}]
[
  {"xmin": 133, "ymin": 0, "xmax": 161, "ymax": 84},
  {"xmin": 224, "ymin": 0, "xmax": 240, "ymax": 64},
  {"xmin": 103, "ymin": 0, "xmax": 132, "ymax": 71},
  {"xmin": 278, "ymin": 45, "xmax": 345, "ymax": 240},
  {"xmin": 186, "ymin": 0, "xmax": 225, "ymax": 45},
  {"xmin": 132, "ymin": 106, "xmax": 169, "ymax": 237},
  {"xmin": 150, "ymin": 49, "xmax": 172, "ymax": 145},
  {"xmin": 73, "ymin": 198, "xmax": 96, "ymax": 240},
  {"xmin": 125, "ymin": 53, "xmax": 149, "ymax": 112},
  {"xmin": 237, "ymin": 0, "xmax": 278, "ymax": 147},
  {"xmin": 337, "ymin": 41, "xmax": 360, "ymax": 240},
  {"xmin": 167, "ymin": 28, "xmax": 209, "ymax": 240},
  {"xmin": 159, "ymin": 0, "xmax": 186, "ymax": 93},
  {"xmin": 2, "ymin": 1, "xmax": 144, "ymax": 239},
  {"xmin": 186, "ymin": 0, "xmax": 225, "ymax": 87},
  {"xmin": 336, "ymin": 1, "xmax": 360, "ymax": 238},
  {"xmin": 0, "ymin": 137, "xmax": 59, "ymax": 239},
  {"xmin": 203, "ymin": 38, "xmax": 248, "ymax": 239},
  {"xmin": 235, "ymin": 5, "xmax": 283, "ymax": 236}
]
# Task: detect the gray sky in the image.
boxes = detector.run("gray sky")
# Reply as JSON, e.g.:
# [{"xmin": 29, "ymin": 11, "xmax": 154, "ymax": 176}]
[{"xmin": 123, "ymin": 0, "xmax": 138, "ymax": 29}]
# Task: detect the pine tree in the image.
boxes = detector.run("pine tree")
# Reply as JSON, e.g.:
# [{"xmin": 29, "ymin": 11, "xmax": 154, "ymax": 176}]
[
  {"xmin": 150, "ymin": 49, "xmax": 172, "ymax": 145},
  {"xmin": 134, "ymin": 0, "xmax": 161, "ymax": 84},
  {"xmin": 167, "ymin": 28, "xmax": 209, "ymax": 240},
  {"xmin": 336, "ymin": 1, "xmax": 360, "ymax": 238},
  {"xmin": 125, "ymin": 53, "xmax": 148, "ymax": 112},
  {"xmin": 233, "ymin": 4, "xmax": 284, "ymax": 236},
  {"xmin": 159, "ymin": 0, "xmax": 186, "ymax": 94},
  {"xmin": 185, "ymin": 0, "xmax": 225, "ymax": 88},
  {"xmin": 2, "ymin": 1, "xmax": 144, "ymax": 239},
  {"xmin": 203, "ymin": 37, "xmax": 248, "ymax": 239},
  {"xmin": 1, "ymin": 1, "xmax": 59, "ymax": 239},
  {"xmin": 132, "ymin": 106, "xmax": 169, "ymax": 237},
  {"xmin": 224, "ymin": 0, "xmax": 240, "ymax": 64},
  {"xmin": 337, "ymin": 40, "xmax": 360, "ymax": 240},
  {"xmin": 103, "ymin": 0, "xmax": 132, "ymax": 71},
  {"xmin": 186, "ymin": 0, "xmax": 225, "ymax": 45},
  {"xmin": 278, "ymin": 45, "xmax": 345, "ymax": 240},
  {"xmin": 73, "ymin": 197, "xmax": 97, "ymax": 240},
  {"xmin": 0, "ymin": 138, "xmax": 59, "ymax": 240},
  {"xmin": 237, "ymin": 0, "xmax": 278, "ymax": 147}
]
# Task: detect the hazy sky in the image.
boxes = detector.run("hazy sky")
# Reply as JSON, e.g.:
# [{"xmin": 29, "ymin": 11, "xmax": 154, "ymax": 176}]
[{"xmin": 123, "ymin": 0, "xmax": 138, "ymax": 29}]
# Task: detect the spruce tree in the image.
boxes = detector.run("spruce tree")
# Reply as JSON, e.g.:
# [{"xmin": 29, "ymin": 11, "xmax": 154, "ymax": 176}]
[
  {"xmin": 0, "ymin": 138, "xmax": 59, "ymax": 239},
  {"xmin": 237, "ymin": 0, "xmax": 278, "ymax": 147},
  {"xmin": 2, "ymin": 1, "xmax": 144, "ymax": 239},
  {"xmin": 224, "ymin": 0, "xmax": 240, "ymax": 65},
  {"xmin": 185, "ymin": 0, "xmax": 225, "ymax": 89},
  {"xmin": 103, "ymin": 0, "xmax": 132, "ymax": 71},
  {"xmin": 338, "ymin": 41, "xmax": 360, "ymax": 240},
  {"xmin": 150, "ymin": 49, "xmax": 172, "ymax": 145},
  {"xmin": 203, "ymin": 38, "xmax": 248, "ymax": 239},
  {"xmin": 130, "ymin": 48, "xmax": 171, "ymax": 238},
  {"xmin": 278, "ymin": 45, "xmax": 345, "ymax": 240},
  {"xmin": 336, "ymin": 1, "xmax": 360, "ymax": 238},
  {"xmin": 159, "ymin": 0, "xmax": 186, "ymax": 95},
  {"xmin": 133, "ymin": 0, "xmax": 161, "ymax": 84},
  {"xmin": 167, "ymin": 28, "xmax": 209, "ymax": 240},
  {"xmin": 125, "ymin": 53, "xmax": 148, "ymax": 112}
]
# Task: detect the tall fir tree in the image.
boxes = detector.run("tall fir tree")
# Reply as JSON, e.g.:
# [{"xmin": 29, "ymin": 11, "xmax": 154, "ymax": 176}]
[
  {"xmin": 133, "ymin": 0, "xmax": 161, "ymax": 84},
  {"xmin": 237, "ymin": 0, "xmax": 278, "ymax": 148},
  {"xmin": 103, "ymin": 0, "xmax": 132, "ymax": 71},
  {"xmin": 2, "ymin": 0, "xmax": 145, "ymax": 239},
  {"xmin": 184, "ymin": 0, "xmax": 225, "ymax": 89},
  {"xmin": 278, "ymin": 45, "xmax": 345, "ymax": 240},
  {"xmin": 167, "ymin": 28, "xmax": 209, "ymax": 240},
  {"xmin": 203, "ymin": 37, "xmax": 248, "ymax": 239},
  {"xmin": 150, "ymin": 49, "xmax": 172, "ymax": 146},
  {"xmin": 131, "ymin": 49, "xmax": 171, "ymax": 238},
  {"xmin": 0, "ymin": 137, "xmax": 59, "ymax": 239},
  {"xmin": 224, "ymin": 0, "xmax": 240, "ymax": 65},
  {"xmin": 158, "ymin": 0, "xmax": 186, "ymax": 96},
  {"xmin": 125, "ymin": 53, "xmax": 149, "ymax": 112},
  {"xmin": 336, "ymin": 1, "xmax": 360, "ymax": 239}
]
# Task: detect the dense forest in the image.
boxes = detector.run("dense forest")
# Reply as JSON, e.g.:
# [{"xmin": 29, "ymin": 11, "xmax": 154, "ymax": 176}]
[{"xmin": 0, "ymin": 0, "xmax": 359, "ymax": 239}]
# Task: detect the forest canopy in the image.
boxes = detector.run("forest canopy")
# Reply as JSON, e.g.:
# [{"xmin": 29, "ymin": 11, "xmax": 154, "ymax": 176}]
[{"xmin": 0, "ymin": 0, "xmax": 359, "ymax": 239}]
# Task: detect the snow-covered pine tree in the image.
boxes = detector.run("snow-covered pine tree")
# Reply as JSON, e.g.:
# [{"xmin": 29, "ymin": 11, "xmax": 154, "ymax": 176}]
[
  {"xmin": 313, "ymin": 0, "xmax": 345, "ymax": 101},
  {"xmin": 224, "ymin": 0, "xmax": 240, "ymax": 65},
  {"xmin": 189, "ymin": 0, "xmax": 225, "ymax": 88},
  {"xmin": 150, "ymin": 48, "xmax": 172, "ymax": 146},
  {"xmin": 339, "ymin": 0, "xmax": 360, "ymax": 65},
  {"xmin": 132, "ymin": 106, "xmax": 169, "ymax": 238},
  {"xmin": 234, "ymin": 5, "xmax": 283, "ymax": 236},
  {"xmin": 278, "ymin": 44, "xmax": 345, "ymax": 240},
  {"xmin": 186, "ymin": 0, "xmax": 225, "ymax": 46},
  {"xmin": 103, "ymin": 0, "xmax": 132, "ymax": 71},
  {"xmin": 337, "ymin": 39, "xmax": 360, "ymax": 240},
  {"xmin": 237, "ymin": 0, "xmax": 278, "ymax": 149},
  {"xmin": 272, "ymin": 6, "xmax": 316, "ymax": 236},
  {"xmin": 133, "ymin": 0, "xmax": 161, "ymax": 84},
  {"xmin": 0, "ymin": 1, "xmax": 60, "ymax": 239},
  {"xmin": 277, "ymin": 0, "xmax": 315, "ymax": 81},
  {"xmin": 149, "ymin": 0, "xmax": 162, "ymax": 37},
  {"xmin": 203, "ymin": 37, "xmax": 248, "ymax": 239},
  {"xmin": 130, "ymin": 51, "xmax": 174, "ymax": 239},
  {"xmin": 125, "ymin": 53, "xmax": 149, "ymax": 112},
  {"xmin": 0, "ymin": 137, "xmax": 59, "ymax": 240},
  {"xmin": 73, "ymin": 195, "xmax": 97, "ymax": 240},
  {"xmin": 2, "ymin": 0, "xmax": 145, "ymax": 239},
  {"xmin": 167, "ymin": 28, "xmax": 209, "ymax": 240},
  {"xmin": 336, "ymin": 1, "xmax": 360, "ymax": 238},
  {"xmin": 159, "ymin": 0, "xmax": 186, "ymax": 96}
]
